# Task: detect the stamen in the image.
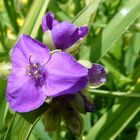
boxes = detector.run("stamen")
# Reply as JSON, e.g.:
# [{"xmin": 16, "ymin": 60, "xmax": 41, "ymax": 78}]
[
  {"xmin": 33, "ymin": 64, "xmax": 38, "ymax": 68},
  {"xmin": 26, "ymin": 56, "xmax": 46, "ymax": 86},
  {"xmin": 34, "ymin": 70, "xmax": 38, "ymax": 75},
  {"xmin": 27, "ymin": 64, "xmax": 31, "ymax": 70},
  {"xmin": 27, "ymin": 72, "xmax": 31, "ymax": 76},
  {"xmin": 34, "ymin": 75, "xmax": 38, "ymax": 79}
]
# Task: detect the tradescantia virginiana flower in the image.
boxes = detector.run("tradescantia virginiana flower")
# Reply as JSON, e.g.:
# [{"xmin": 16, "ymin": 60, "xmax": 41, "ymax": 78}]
[
  {"xmin": 42, "ymin": 12, "xmax": 88, "ymax": 50},
  {"xmin": 6, "ymin": 35, "xmax": 88, "ymax": 112},
  {"xmin": 88, "ymin": 64, "xmax": 106, "ymax": 87}
]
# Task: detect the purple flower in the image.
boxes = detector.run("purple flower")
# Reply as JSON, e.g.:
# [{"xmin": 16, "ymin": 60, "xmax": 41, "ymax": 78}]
[
  {"xmin": 88, "ymin": 64, "xmax": 106, "ymax": 86},
  {"xmin": 42, "ymin": 12, "xmax": 88, "ymax": 50},
  {"xmin": 6, "ymin": 35, "xmax": 88, "ymax": 112}
]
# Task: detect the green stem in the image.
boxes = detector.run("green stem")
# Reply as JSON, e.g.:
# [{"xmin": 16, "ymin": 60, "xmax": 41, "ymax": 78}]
[{"xmin": 86, "ymin": 88, "xmax": 140, "ymax": 98}]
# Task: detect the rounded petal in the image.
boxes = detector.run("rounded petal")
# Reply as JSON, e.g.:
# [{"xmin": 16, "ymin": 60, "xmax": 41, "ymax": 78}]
[
  {"xmin": 51, "ymin": 21, "xmax": 88, "ymax": 50},
  {"xmin": 42, "ymin": 12, "xmax": 59, "ymax": 32},
  {"xmin": 43, "ymin": 52, "xmax": 88, "ymax": 97},
  {"xmin": 11, "ymin": 34, "xmax": 50, "ymax": 69},
  {"xmin": 6, "ymin": 70, "xmax": 46, "ymax": 112},
  {"xmin": 88, "ymin": 64, "xmax": 106, "ymax": 86}
]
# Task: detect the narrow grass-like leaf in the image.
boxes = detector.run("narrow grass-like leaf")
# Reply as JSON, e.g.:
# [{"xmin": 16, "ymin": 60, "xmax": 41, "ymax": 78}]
[
  {"xmin": 86, "ymin": 99, "xmax": 140, "ymax": 140},
  {"xmin": 136, "ymin": 127, "xmax": 140, "ymax": 140},
  {"xmin": 86, "ymin": 89, "xmax": 140, "ymax": 99},
  {"xmin": 30, "ymin": 0, "xmax": 50, "ymax": 38},
  {"xmin": 98, "ymin": 100, "xmax": 140, "ymax": 140},
  {"xmin": 30, "ymin": 120, "xmax": 51, "ymax": 140},
  {"xmin": 124, "ymin": 19, "xmax": 140, "ymax": 74},
  {"xmin": 3, "ymin": 0, "xmax": 19, "ymax": 33},
  {"xmin": 94, "ymin": 0, "xmax": 140, "ymax": 61},
  {"xmin": 101, "ymin": 55, "xmax": 132, "ymax": 85},
  {"xmin": 72, "ymin": 0, "xmax": 100, "ymax": 26},
  {"xmin": 4, "ymin": 104, "xmax": 48, "ymax": 140},
  {"xmin": 19, "ymin": 0, "xmax": 49, "ymax": 36}
]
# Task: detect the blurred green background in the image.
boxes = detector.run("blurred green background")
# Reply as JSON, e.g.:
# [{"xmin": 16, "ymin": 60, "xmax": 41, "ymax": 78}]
[{"xmin": 0, "ymin": 0, "xmax": 140, "ymax": 140}]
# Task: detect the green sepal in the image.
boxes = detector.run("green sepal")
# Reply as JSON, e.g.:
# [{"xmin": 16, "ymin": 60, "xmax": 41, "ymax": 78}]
[
  {"xmin": 68, "ymin": 93, "xmax": 86, "ymax": 114},
  {"xmin": 63, "ymin": 109, "xmax": 83, "ymax": 137},
  {"xmin": 43, "ymin": 107, "xmax": 61, "ymax": 132},
  {"xmin": 43, "ymin": 30, "xmax": 56, "ymax": 50}
]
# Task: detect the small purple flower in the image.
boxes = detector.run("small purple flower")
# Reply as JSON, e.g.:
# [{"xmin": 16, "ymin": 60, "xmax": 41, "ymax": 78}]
[
  {"xmin": 6, "ymin": 35, "xmax": 88, "ymax": 112},
  {"xmin": 42, "ymin": 12, "xmax": 88, "ymax": 50},
  {"xmin": 88, "ymin": 64, "xmax": 106, "ymax": 86}
]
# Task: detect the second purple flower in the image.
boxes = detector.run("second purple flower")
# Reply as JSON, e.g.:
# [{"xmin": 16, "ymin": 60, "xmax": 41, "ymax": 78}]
[{"xmin": 42, "ymin": 12, "xmax": 88, "ymax": 50}]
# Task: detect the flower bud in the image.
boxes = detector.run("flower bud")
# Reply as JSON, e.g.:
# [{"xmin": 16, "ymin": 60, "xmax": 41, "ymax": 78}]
[
  {"xmin": 69, "ymin": 93, "xmax": 87, "ymax": 114},
  {"xmin": 88, "ymin": 64, "xmax": 106, "ymax": 88},
  {"xmin": 43, "ymin": 107, "xmax": 61, "ymax": 132},
  {"xmin": 63, "ymin": 109, "xmax": 83, "ymax": 136}
]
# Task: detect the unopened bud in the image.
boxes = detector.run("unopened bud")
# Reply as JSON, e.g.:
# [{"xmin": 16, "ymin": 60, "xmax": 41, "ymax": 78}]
[
  {"xmin": 63, "ymin": 109, "xmax": 83, "ymax": 136},
  {"xmin": 43, "ymin": 107, "xmax": 61, "ymax": 132}
]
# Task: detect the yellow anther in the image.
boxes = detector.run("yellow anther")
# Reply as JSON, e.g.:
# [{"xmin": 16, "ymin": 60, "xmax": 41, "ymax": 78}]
[
  {"xmin": 33, "ymin": 64, "xmax": 38, "ymax": 68},
  {"xmin": 27, "ymin": 64, "xmax": 31, "ymax": 70},
  {"xmin": 34, "ymin": 75, "xmax": 38, "ymax": 79},
  {"xmin": 34, "ymin": 70, "xmax": 38, "ymax": 75},
  {"xmin": 27, "ymin": 72, "xmax": 31, "ymax": 76}
]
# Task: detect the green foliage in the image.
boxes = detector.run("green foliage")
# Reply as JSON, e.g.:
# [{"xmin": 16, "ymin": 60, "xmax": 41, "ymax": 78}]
[{"xmin": 0, "ymin": 0, "xmax": 140, "ymax": 140}]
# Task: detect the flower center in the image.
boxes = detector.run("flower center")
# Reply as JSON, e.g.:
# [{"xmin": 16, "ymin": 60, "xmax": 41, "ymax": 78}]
[{"xmin": 26, "ymin": 62, "xmax": 46, "ymax": 86}]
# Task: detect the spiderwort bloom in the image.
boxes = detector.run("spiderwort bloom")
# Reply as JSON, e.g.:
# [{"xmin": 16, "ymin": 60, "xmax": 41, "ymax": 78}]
[
  {"xmin": 6, "ymin": 35, "xmax": 88, "ymax": 112},
  {"xmin": 88, "ymin": 64, "xmax": 106, "ymax": 86},
  {"xmin": 42, "ymin": 12, "xmax": 88, "ymax": 50}
]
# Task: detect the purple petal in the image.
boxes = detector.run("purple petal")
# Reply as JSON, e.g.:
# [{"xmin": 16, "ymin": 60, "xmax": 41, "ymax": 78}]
[
  {"xmin": 6, "ymin": 70, "xmax": 46, "ymax": 112},
  {"xmin": 11, "ymin": 34, "xmax": 50, "ymax": 70},
  {"xmin": 43, "ymin": 52, "xmax": 88, "ymax": 97},
  {"xmin": 88, "ymin": 64, "xmax": 106, "ymax": 86},
  {"xmin": 51, "ymin": 21, "xmax": 88, "ymax": 50},
  {"xmin": 42, "ymin": 12, "xmax": 59, "ymax": 32}
]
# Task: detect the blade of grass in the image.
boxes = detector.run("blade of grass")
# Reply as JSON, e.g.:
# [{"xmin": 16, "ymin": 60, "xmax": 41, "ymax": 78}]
[
  {"xmin": 86, "ymin": 99, "xmax": 131, "ymax": 140},
  {"xmin": 98, "ymin": 100, "xmax": 140, "ymax": 140},
  {"xmin": 72, "ymin": 0, "xmax": 100, "ymax": 26},
  {"xmin": 4, "ymin": 104, "xmax": 48, "ymax": 140},
  {"xmin": 3, "ymin": 0, "xmax": 19, "ymax": 33},
  {"xmin": 19, "ymin": 0, "xmax": 49, "ymax": 36},
  {"xmin": 93, "ymin": 0, "xmax": 140, "ymax": 61},
  {"xmin": 86, "ymin": 99, "xmax": 140, "ymax": 140},
  {"xmin": 124, "ymin": 18, "xmax": 140, "ymax": 74},
  {"xmin": 86, "ymin": 88, "xmax": 140, "ymax": 98},
  {"xmin": 101, "ymin": 55, "xmax": 132, "ymax": 85},
  {"xmin": 30, "ymin": 0, "xmax": 50, "ymax": 38}
]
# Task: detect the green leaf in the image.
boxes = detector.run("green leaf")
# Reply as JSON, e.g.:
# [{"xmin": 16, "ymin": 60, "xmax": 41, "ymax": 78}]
[
  {"xmin": 4, "ymin": 104, "xmax": 48, "ymax": 140},
  {"xmin": 136, "ymin": 127, "xmax": 140, "ymax": 140},
  {"xmin": 30, "ymin": 120, "xmax": 51, "ymax": 140},
  {"xmin": 19, "ymin": 0, "xmax": 50, "ymax": 37},
  {"xmin": 72, "ymin": 0, "xmax": 100, "ymax": 26},
  {"xmin": 101, "ymin": 55, "xmax": 132, "ymax": 86},
  {"xmin": 124, "ymin": 19, "xmax": 140, "ymax": 74},
  {"xmin": 93, "ymin": 0, "xmax": 140, "ymax": 61},
  {"xmin": 3, "ymin": 0, "xmax": 19, "ymax": 33},
  {"xmin": 86, "ymin": 88, "xmax": 140, "ymax": 98},
  {"xmin": 0, "ymin": 79, "xmax": 7, "ymax": 125},
  {"xmin": 86, "ymin": 99, "xmax": 140, "ymax": 140}
]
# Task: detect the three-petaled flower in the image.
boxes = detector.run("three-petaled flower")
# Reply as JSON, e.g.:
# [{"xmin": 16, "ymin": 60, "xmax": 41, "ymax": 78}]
[{"xmin": 6, "ymin": 35, "xmax": 88, "ymax": 112}]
